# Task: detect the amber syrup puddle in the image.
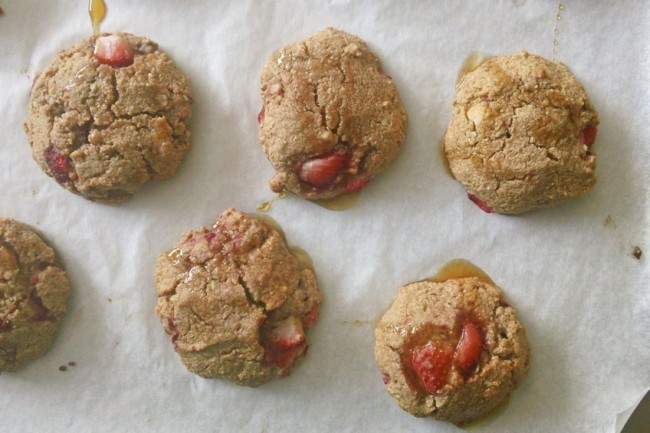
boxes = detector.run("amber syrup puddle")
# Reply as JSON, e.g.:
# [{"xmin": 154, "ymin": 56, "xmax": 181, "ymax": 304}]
[
  {"xmin": 314, "ymin": 190, "xmax": 361, "ymax": 211},
  {"xmin": 257, "ymin": 191, "xmax": 286, "ymax": 212},
  {"xmin": 427, "ymin": 259, "xmax": 494, "ymax": 285},
  {"xmin": 456, "ymin": 52, "xmax": 490, "ymax": 85},
  {"xmin": 88, "ymin": 0, "xmax": 107, "ymax": 35}
]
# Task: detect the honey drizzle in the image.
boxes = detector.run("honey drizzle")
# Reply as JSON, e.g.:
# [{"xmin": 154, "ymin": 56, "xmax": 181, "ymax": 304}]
[
  {"xmin": 313, "ymin": 190, "xmax": 361, "ymax": 211},
  {"xmin": 552, "ymin": 2, "xmax": 565, "ymax": 59},
  {"xmin": 456, "ymin": 52, "xmax": 490, "ymax": 85},
  {"xmin": 88, "ymin": 0, "xmax": 107, "ymax": 35},
  {"xmin": 257, "ymin": 191, "xmax": 286, "ymax": 212},
  {"xmin": 427, "ymin": 259, "xmax": 494, "ymax": 285}
]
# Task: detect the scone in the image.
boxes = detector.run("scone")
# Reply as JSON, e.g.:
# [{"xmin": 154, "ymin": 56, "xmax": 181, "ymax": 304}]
[
  {"xmin": 0, "ymin": 218, "xmax": 70, "ymax": 371},
  {"xmin": 25, "ymin": 32, "xmax": 192, "ymax": 203},
  {"xmin": 444, "ymin": 51, "xmax": 598, "ymax": 214},
  {"xmin": 259, "ymin": 27, "xmax": 407, "ymax": 200},
  {"xmin": 374, "ymin": 267, "xmax": 530, "ymax": 425},
  {"xmin": 155, "ymin": 208, "xmax": 322, "ymax": 386}
]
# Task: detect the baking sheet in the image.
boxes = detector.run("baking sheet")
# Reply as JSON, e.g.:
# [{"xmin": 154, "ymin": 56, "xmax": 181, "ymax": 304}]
[{"xmin": 0, "ymin": 1, "xmax": 648, "ymax": 432}]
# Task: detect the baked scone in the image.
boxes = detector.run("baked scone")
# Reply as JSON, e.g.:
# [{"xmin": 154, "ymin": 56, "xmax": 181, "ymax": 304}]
[
  {"xmin": 259, "ymin": 27, "xmax": 407, "ymax": 200},
  {"xmin": 0, "ymin": 218, "xmax": 70, "ymax": 371},
  {"xmin": 155, "ymin": 208, "xmax": 322, "ymax": 386},
  {"xmin": 25, "ymin": 32, "xmax": 192, "ymax": 203},
  {"xmin": 444, "ymin": 51, "xmax": 598, "ymax": 214},
  {"xmin": 374, "ymin": 270, "xmax": 530, "ymax": 425}
]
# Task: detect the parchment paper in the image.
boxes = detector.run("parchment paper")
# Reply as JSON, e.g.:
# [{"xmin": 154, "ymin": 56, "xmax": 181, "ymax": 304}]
[{"xmin": 0, "ymin": 1, "xmax": 648, "ymax": 432}]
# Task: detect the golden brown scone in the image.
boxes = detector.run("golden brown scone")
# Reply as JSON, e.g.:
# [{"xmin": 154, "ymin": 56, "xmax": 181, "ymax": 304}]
[
  {"xmin": 155, "ymin": 208, "xmax": 322, "ymax": 386},
  {"xmin": 374, "ymin": 275, "xmax": 530, "ymax": 425},
  {"xmin": 0, "ymin": 218, "xmax": 70, "ymax": 371},
  {"xmin": 25, "ymin": 32, "xmax": 192, "ymax": 203},
  {"xmin": 259, "ymin": 27, "xmax": 407, "ymax": 200},
  {"xmin": 444, "ymin": 51, "xmax": 598, "ymax": 214}
]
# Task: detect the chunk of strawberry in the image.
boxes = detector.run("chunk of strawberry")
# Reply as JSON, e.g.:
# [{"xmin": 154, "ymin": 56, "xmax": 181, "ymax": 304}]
[
  {"xmin": 411, "ymin": 344, "xmax": 453, "ymax": 393},
  {"xmin": 0, "ymin": 316, "xmax": 10, "ymax": 332},
  {"xmin": 454, "ymin": 320, "xmax": 483, "ymax": 372},
  {"xmin": 94, "ymin": 34, "xmax": 134, "ymax": 67},
  {"xmin": 578, "ymin": 125, "xmax": 597, "ymax": 146},
  {"xmin": 44, "ymin": 147, "xmax": 72, "ymax": 184},
  {"xmin": 257, "ymin": 107, "xmax": 265, "ymax": 124},
  {"xmin": 263, "ymin": 316, "xmax": 306, "ymax": 370},
  {"xmin": 467, "ymin": 193, "xmax": 493, "ymax": 213},
  {"xmin": 298, "ymin": 152, "xmax": 349, "ymax": 188},
  {"xmin": 344, "ymin": 175, "xmax": 370, "ymax": 192},
  {"xmin": 301, "ymin": 305, "xmax": 319, "ymax": 329}
]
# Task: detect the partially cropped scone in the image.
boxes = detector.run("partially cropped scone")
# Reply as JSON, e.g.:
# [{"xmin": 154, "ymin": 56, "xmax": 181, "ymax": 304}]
[
  {"xmin": 374, "ymin": 269, "xmax": 530, "ymax": 425},
  {"xmin": 0, "ymin": 218, "xmax": 70, "ymax": 371},
  {"xmin": 25, "ymin": 32, "xmax": 192, "ymax": 203},
  {"xmin": 444, "ymin": 51, "xmax": 598, "ymax": 214},
  {"xmin": 259, "ymin": 27, "xmax": 407, "ymax": 200},
  {"xmin": 155, "ymin": 208, "xmax": 322, "ymax": 386}
]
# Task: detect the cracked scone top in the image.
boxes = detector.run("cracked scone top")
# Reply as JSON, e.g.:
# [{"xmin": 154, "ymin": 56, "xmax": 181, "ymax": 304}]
[
  {"xmin": 374, "ymin": 274, "xmax": 530, "ymax": 425},
  {"xmin": 444, "ymin": 51, "xmax": 598, "ymax": 214},
  {"xmin": 258, "ymin": 27, "xmax": 407, "ymax": 200},
  {"xmin": 155, "ymin": 208, "xmax": 322, "ymax": 386},
  {"xmin": 25, "ymin": 32, "xmax": 192, "ymax": 203},
  {"xmin": 0, "ymin": 218, "xmax": 70, "ymax": 371}
]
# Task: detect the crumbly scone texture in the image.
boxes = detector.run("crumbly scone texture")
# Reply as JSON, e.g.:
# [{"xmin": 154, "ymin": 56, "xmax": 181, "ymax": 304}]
[
  {"xmin": 25, "ymin": 32, "xmax": 192, "ymax": 203},
  {"xmin": 0, "ymin": 218, "xmax": 70, "ymax": 371},
  {"xmin": 155, "ymin": 208, "xmax": 322, "ymax": 386},
  {"xmin": 444, "ymin": 51, "xmax": 598, "ymax": 214},
  {"xmin": 374, "ymin": 277, "xmax": 530, "ymax": 425},
  {"xmin": 259, "ymin": 27, "xmax": 407, "ymax": 199}
]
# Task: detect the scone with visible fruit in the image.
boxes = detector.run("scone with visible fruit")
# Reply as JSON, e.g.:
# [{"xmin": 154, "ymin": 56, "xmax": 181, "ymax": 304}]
[
  {"xmin": 25, "ymin": 32, "xmax": 192, "ymax": 203},
  {"xmin": 374, "ymin": 272, "xmax": 530, "ymax": 425},
  {"xmin": 259, "ymin": 27, "xmax": 407, "ymax": 200},
  {"xmin": 444, "ymin": 51, "xmax": 598, "ymax": 214},
  {"xmin": 0, "ymin": 218, "xmax": 70, "ymax": 371},
  {"xmin": 155, "ymin": 208, "xmax": 322, "ymax": 386}
]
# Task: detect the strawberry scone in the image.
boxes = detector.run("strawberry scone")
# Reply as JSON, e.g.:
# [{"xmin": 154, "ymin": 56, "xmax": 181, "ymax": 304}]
[
  {"xmin": 0, "ymin": 218, "xmax": 70, "ymax": 371},
  {"xmin": 25, "ymin": 32, "xmax": 192, "ymax": 203},
  {"xmin": 155, "ymin": 208, "xmax": 322, "ymax": 386},
  {"xmin": 374, "ymin": 272, "xmax": 530, "ymax": 425},
  {"xmin": 258, "ymin": 27, "xmax": 407, "ymax": 200},
  {"xmin": 444, "ymin": 51, "xmax": 598, "ymax": 214}
]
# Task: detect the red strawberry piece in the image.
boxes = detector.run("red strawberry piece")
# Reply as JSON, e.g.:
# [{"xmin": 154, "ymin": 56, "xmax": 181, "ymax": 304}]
[
  {"xmin": 578, "ymin": 125, "xmax": 597, "ymax": 146},
  {"xmin": 298, "ymin": 152, "xmax": 349, "ymax": 188},
  {"xmin": 301, "ymin": 305, "xmax": 319, "ymax": 329},
  {"xmin": 382, "ymin": 374, "xmax": 391, "ymax": 384},
  {"xmin": 0, "ymin": 316, "xmax": 10, "ymax": 332},
  {"xmin": 467, "ymin": 193, "xmax": 493, "ymax": 213},
  {"xmin": 344, "ymin": 175, "xmax": 370, "ymax": 192},
  {"xmin": 257, "ymin": 107, "xmax": 265, "ymax": 124},
  {"xmin": 94, "ymin": 34, "xmax": 134, "ymax": 67},
  {"xmin": 27, "ymin": 290, "xmax": 54, "ymax": 322},
  {"xmin": 44, "ymin": 147, "xmax": 72, "ymax": 184},
  {"xmin": 411, "ymin": 344, "xmax": 453, "ymax": 393},
  {"xmin": 454, "ymin": 320, "xmax": 483, "ymax": 372},
  {"xmin": 163, "ymin": 317, "xmax": 180, "ymax": 348},
  {"xmin": 263, "ymin": 316, "xmax": 307, "ymax": 370}
]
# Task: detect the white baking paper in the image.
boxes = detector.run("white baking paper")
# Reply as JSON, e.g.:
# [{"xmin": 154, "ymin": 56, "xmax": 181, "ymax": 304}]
[{"xmin": 0, "ymin": 1, "xmax": 648, "ymax": 432}]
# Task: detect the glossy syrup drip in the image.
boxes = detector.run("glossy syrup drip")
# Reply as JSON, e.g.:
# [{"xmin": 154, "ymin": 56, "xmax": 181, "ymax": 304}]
[
  {"xmin": 428, "ymin": 259, "xmax": 494, "ymax": 285},
  {"xmin": 289, "ymin": 247, "xmax": 314, "ymax": 271},
  {"xmin": 88, "ymin": 0, "xmax": 107, "ymax": 35},
  {"xmin": 456, "ymin": 52, "xmax": 490, "ymax": 85},
  {"xmin": 314, "ymin": 190, "xmax": 361, "ymax": 211},
  {"xmin": 257, "ymin": 191, "xmax": 286, "ymax": 212}
]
